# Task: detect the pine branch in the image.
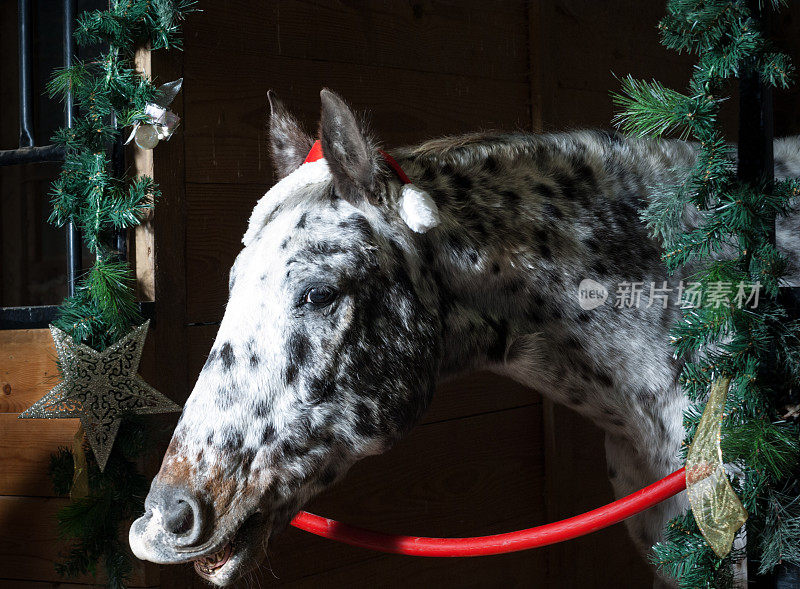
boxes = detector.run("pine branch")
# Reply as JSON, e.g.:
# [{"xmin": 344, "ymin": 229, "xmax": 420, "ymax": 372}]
[{"xmin": 615, "ymin": 1, "xmax": 799, "ymax": 586}]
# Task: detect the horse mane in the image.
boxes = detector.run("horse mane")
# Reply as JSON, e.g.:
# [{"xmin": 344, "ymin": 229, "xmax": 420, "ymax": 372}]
[{"xmin": 394, "ymin": 129, "xmax": 624, "ymax": 168}]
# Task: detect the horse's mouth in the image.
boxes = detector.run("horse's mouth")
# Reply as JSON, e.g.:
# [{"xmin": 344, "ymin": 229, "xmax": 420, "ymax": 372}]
[
  {"xmin": 187, "ymin": 512, "xmax": 266, "ymax": 586},
  {"xmin": 193, "ymin": 541, "xmax": 233, "ymax": 578}
]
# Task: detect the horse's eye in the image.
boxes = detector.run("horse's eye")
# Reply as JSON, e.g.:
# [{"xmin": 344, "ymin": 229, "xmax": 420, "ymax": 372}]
[{"xmin": 305, "ymin": 286, "xmax": 336, "ymax": 306}]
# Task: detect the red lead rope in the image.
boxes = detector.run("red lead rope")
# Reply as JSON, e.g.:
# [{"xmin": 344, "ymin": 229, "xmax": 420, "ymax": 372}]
[{"xmin": 289, "ymin": 468, "xmax": 686, "ymax": 557}]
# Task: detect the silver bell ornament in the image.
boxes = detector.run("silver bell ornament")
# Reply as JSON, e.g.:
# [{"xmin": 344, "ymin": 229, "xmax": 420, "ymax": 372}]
[
  {"xmin": 125, "ymin": 78, "xmax": 183, "ymax": 149},
  {"xmin": 134, "ymin": 124, "xmax": 160, "ymax": 150}
]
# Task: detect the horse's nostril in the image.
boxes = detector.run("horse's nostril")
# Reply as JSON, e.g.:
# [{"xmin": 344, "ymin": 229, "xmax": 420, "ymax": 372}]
[
  {"xmin": 147, "ymin": 484, "xmax": 204, "ymax": 543},
  {"xmin": 164, "ymin": 499, "xmax": 194, "ymax": 536}
]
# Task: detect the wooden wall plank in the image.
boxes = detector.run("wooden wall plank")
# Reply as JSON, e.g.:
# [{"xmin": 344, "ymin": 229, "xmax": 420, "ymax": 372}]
[
  {"xmin": 131, "ymin": 47, "xmax": 156, "ymax": 302},
  {"xmin": 0, "ymin": 415, "xmax": 78, "ymax": 497},
  {"xmin": 150, "ymin": 43, "xmax": 190, "ymax": 409},
  {"xmin": 0, "ymin": 496, "xmax": 155, "ymax": 586},
  {"xmin": 275, "ymin": 547, "xmax": 543, "ymax": 589},
  {"xmin": 0, "ymin": 580, "xmax": 116, "ymax": 589},
  {"xmin": 188, "ymin": 0, "xmax": 529, "ymax": 82},
  {"xmin": 182, "ymin": 60, "xmax": 531, "ymax": 186},
  {"xmin": 0, "ymin": 329, "xmax": 58, "ymax": 414},
  {"xmin": 184, "ymin": 183, "xmax": 251, "ymax": 322}
]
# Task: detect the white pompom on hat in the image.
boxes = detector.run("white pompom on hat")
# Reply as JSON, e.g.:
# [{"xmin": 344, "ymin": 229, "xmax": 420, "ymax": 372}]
[
  {"xmin": 398, "ymin": 183, "xmax": 441, "ymax": 233},
  {"xmin": 377, "ymin": 147, "xmax": 440, "ymax": 233}
]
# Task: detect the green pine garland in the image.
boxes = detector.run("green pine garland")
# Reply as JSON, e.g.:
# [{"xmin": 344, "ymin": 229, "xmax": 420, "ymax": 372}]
[
  {"xmin": 614, "ymin": 1, "xmax": 800, "ymax": 586},
  {"xmin": 45, "ymin": 1, "xmax": 194, "ymax": 587}
]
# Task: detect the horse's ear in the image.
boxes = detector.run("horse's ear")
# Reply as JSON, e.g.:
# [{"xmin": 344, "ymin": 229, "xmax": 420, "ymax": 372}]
[
  {"xmin": 267, "ymin": 90, "xmax": 314, "ymax": 180},
  {"xmin": 319, "ymin": 88, "xmax": 382, "ymax": 202}
]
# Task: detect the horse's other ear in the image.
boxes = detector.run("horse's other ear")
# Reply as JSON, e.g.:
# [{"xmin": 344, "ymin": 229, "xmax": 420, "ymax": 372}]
[
  {"xmin": 268, "ymin": 90, "xmax": 314, "ymax": 180},
  {"xmin": 319, "ymin": 88, "xmax": 382, "ymax": 203}
]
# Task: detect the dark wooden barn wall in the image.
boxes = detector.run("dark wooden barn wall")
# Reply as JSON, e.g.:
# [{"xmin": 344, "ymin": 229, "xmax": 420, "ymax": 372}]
[{"xmin": 3, "ymin": 2, "xmax": 799, "ymax": 589}]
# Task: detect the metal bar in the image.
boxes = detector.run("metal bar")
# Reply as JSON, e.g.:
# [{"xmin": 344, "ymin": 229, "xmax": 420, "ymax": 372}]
[
  {"xmin": 0, "ymin": 144, "xmax": 65, "ymax": 165},
  {"xmin": 63, "ymin": 0, "xmax": 81, "ymax": 296},
  {"xmin": 18, "ymin": 0, "xmax": 34, "ymax": 148},
  {"xmin": 0, "ymin": 301, "xmax": 156, "ymax": 330},
  {"xmin": 111, "ymin": 113, "xmax": 127, "ymax": 261},
  {"xmin": 63, "ymin": 0, "xmax": 75, "ymax": 130}
]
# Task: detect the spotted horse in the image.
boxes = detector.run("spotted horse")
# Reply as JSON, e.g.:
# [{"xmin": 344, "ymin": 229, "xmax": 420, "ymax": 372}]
[{"xmin": 130, "ymin": 89, "xmax": 800, "ymax": 587}]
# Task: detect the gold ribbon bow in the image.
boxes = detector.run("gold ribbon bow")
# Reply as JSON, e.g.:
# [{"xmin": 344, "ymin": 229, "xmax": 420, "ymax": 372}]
[{"xmin": 685, "ymin": 376, "xmax": 748, "ymax": 557}]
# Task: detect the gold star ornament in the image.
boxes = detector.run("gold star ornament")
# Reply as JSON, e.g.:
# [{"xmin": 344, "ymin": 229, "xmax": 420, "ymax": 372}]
[{"xmin": 19, "ymin": 320, "xmax": 181, "ymax": 471}]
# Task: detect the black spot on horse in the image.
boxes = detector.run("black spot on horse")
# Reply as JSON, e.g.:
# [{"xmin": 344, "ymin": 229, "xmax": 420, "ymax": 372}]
[
  {"xmin": 573, "ymin": 162, "xmax": 598, "ymax": 191},
  {"xmin": 296, "ymin": 212, "xmax": 308, "ymax": 229},
  {"xmin": 249, "ymin": 353, "xmax": 260, "ymax": 368},
  {"xmin": 284, "ymin": 363, "xmax": 299, "ymax": 385},
  {"xmin": 308, "ymin": 241, "xmax": 348, "ymax": 257},
  {"xmin": 220, "ymin": 342, "xmax": 235, "ymax": 370},
  {"xmin": 309, "ymin": 377, "xmax": 336, "ymax": 403},
  {"xmin": 222, "ymin": 431, "xmax": 244, "ymax": 452},
  {"xmin": 500, "ymin": 189, "xmax": 521, "ymax": 205},
  {"xmin": 254, "ymin": 400, "xmax": 270, "ymax": 419},
  {"xmin": 553, "ymin": 170, "xmax": 577, "ymax": 199},
  {"xmin": 542, "ymin": 202, "xmax": 564, "ymax": 220},
  {"xmin": 451, "ymin": 172, "xmax": 473, "ymax": 192},
  {"xmin": 420, "ymin": 164, "xmax": 437, "ymax": 183},
  {"xmin": 483, "ymin": 155, "xmax": 500, "ymax": 175},
  {"xmin": 533, "ymin": 227, "xmax": 549, "ymax": 244},
  {"xmin": 348, "ymin": 215, "xmax": 374, "ymax": 241},
  {"xmin": 534, "ymin": 182, "xmax": 556, "ymax": 200},
  {"xmin": 287, "ymin": 331, "xmax": 310, "ymax": 367},
  {"xmin": 594, "ymin": 370, "xmax": 614, "ymax": 388},
  {"xmin": 590, "ymin": 259, "xmax": 608, "ymax": 276},
  {"xmin": 260, "ymin": 423, "xmax": 277, "ymax": 445},
  {"xmin": 584, "ymin": 237, "xmax": 602, "ymax": 251}
]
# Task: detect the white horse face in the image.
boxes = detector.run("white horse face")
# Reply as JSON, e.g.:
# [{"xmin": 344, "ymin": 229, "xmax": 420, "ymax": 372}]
[{"xmin": 130, "ymin": 90, "xmax": 441, "ymax": 586}]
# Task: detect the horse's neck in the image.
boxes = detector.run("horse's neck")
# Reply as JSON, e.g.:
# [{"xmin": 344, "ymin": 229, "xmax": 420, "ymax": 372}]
[
  {"xmin": 407, "ymin": 171, "xmax": 553, "ymax": 378},
  {"xmin": 399, "ymin": 133, "xmax": 694, "ymax": 380}
]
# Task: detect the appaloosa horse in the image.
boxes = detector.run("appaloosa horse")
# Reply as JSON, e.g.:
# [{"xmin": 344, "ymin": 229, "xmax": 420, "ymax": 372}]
[{"xmin": 130, "ymin": 89, "xmax": 800, "ymax": 586}]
